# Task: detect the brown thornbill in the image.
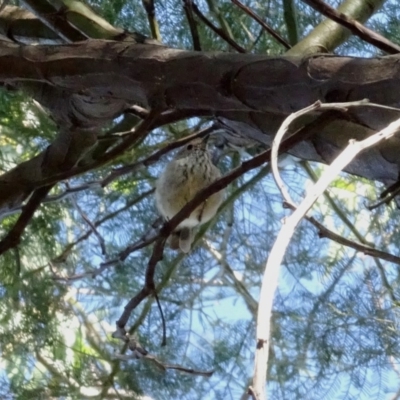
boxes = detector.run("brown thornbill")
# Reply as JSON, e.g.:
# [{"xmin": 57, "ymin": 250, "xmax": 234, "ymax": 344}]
[{"xmin": 155, "ymin": 136, "xmax": 224, "ymax": 253}]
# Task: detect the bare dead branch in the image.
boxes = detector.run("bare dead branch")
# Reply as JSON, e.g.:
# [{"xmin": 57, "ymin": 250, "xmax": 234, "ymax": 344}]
[
  {"xmin": 252, "ymin": 101, "xmax": 400, "ymax": 400},
  {"xmin": 302, "ymin": 0, "xmax": 400, "ymax": 54}
]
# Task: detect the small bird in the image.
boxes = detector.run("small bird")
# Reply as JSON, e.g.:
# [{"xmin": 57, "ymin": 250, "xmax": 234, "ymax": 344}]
[{"xmin": 155, "ymin": 135, "xmax": 224, "ymax": 253}]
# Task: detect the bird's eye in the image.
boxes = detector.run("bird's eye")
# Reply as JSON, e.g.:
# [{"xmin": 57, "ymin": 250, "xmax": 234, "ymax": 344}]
[{"xmin": 187, "ymin": 144, "xmax": 193, "ymax": 150}]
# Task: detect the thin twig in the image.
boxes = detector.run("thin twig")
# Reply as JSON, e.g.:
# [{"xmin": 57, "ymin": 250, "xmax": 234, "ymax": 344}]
[
  {"xmin": 113, "ymin": 329, "xmax": 214, "ymax": 377},
  {"xmin": 302, "ymin": 160, "xmax": 399, "ymax": 301},
  {"xmin": 38, "ymin": 109, "xmax": 162, "ymax": 187},
  {"xmin": 68, "ymin": 186, "xmax": 107, "ymax": 256},
  {"xmin": 231, "ymin": 0, "xmax": 291, "ymax": 49},
  {"xmin": 183, "ymin": 0, "xmax": 202, "ymax": 51},
  {"xmin": 124, "ymin": 105, "xmax": 150, "ymax": 119},
  {"xmin": 0, "ymin": 185, "xmax": 53, "ymax": 256},
  {"xmin": 52, "ymin": 217, "xmax": 160, "ymax": 282},
  {"xmin": 154, "ymin": 293, "xmax": 167, "ymax": 346},
  {"xmin": 115, "ymin": 236, "xmax": 167, "ymax": 330},
  {"xmin": 114, "ymin": 351, "xmax": 213, "ymax": 376},
  {"xmin": 284, "ymin": 203, "xmax": 400, "ymax": 266},
  {"xmin": 368, "ymin": 184, "xmax": 400, "ymax": 210},
  {"xmin": 161, "ymin": 364, "xmax": 213, "ymax": 376},
  {"xmin": 205, "ymin": 241, "xmax": 257, "ymax": 313},
  {"xmin": 190, "ymin": 1, "xmax": 246, "ymax": 53}
]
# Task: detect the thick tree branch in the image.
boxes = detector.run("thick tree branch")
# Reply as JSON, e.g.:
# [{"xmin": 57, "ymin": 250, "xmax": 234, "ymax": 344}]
[
  {"xmin": 0, "ymin": 5, "xmax": 62, "ymax": 44},
  {"xmin": 20, "ymin": 1, "xmax": 86, "ymax": 42},
  {"xmin": 21, "ymin": 0, "xmax": 123, "ymax": 41},
  {"xmin": 3, "ymin": 41, "xmax": 400, "ymax": 220},
  {"xmin": 301, "ymin": 0, "xmax": 400, "ymax": 54},
  {"xmin": 288, "ymin": 0, "xmax": 385, "ymax": 55},
  {"xmin": 0, "ymin": 109, "xmax": 159, "ymax": 219}
]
